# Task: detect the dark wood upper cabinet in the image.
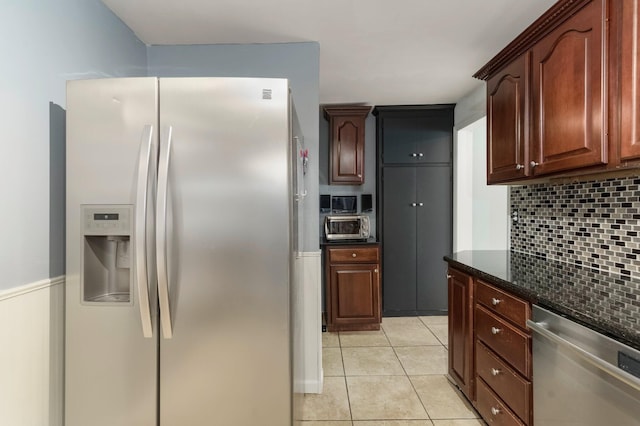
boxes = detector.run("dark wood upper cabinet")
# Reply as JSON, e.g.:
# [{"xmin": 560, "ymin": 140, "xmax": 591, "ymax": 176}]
[
  {"xmin": 620, "ymin": 0, "xmax": 640, "ymax": 162},
  {"xmin": 323, "ymin": 105, "xmax": 371, "ymax": 185},
  {"xmin": 530, "ymin": 0, "xmax": 607, "ymax": 176},
  {"xmin": 474, "ymin": 0, "xmax": 640, "ymax": 183},
  {"xmin": 487, "ymin": 53, "xmax": 529, "ymax": 183}
]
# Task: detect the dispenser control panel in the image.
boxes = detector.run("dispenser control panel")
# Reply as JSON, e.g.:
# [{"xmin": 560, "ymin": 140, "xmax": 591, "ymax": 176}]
[{"xmin": 82, "ymin": 205, "xmax": 132, "ymax": 235}]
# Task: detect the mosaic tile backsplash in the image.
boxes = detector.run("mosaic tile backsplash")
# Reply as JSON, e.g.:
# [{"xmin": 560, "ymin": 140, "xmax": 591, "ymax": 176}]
[{"xmin": 510, "ymin": 175, "xmax": 640, "ymax": 278}]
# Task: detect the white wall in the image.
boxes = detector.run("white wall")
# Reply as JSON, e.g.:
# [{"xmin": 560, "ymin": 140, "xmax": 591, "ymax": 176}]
[
  {"xmin": 0, "ymin": 0, "xmax": 147, "ymax": 291},
  {"xmin": 454, "ymin": 86, "xmax": 509, "ymax": 251}
]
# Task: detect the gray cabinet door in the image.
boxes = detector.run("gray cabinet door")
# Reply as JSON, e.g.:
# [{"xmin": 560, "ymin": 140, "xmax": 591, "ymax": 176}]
[
  {"xmin": 416, "ymin": 165, "xmax": 452, "ymax": 312},
  {"xmin": 381, "ymin": 117, "xmax": 420, "ymax": 163},
  {"xmin": 382, "ymin": 112, "xmax": 452, "ymax": 165},
  {"xmin": 382, "ymin": 166, "xmax": 417, "ymax": 313}
]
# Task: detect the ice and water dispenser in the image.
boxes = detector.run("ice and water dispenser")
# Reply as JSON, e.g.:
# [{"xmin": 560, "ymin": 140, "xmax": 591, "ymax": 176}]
[{"xmin": 81, "ymin": 205, "xmax": 133, "ymax": 304}]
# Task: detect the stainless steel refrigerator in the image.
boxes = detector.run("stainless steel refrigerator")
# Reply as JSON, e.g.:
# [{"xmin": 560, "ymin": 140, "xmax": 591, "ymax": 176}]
[{"xmin": 65, "ymin": 77, "xmax": 302, "ymax": 426}]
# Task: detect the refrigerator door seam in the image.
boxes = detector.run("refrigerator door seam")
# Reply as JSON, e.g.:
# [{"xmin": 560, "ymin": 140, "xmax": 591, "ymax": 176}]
[{"xmin": 156, "ymin": 125, "xmax": 174, "ymax": 339}]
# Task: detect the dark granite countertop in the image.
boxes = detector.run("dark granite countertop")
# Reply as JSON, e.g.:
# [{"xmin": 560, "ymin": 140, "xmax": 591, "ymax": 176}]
[
  {"xmin": 444, "ymin": 250, "xmax": 640, "ymax": 351},
  {"xmin": 320, "ymin": 238, "xmax": 379, "ymax": 247}
]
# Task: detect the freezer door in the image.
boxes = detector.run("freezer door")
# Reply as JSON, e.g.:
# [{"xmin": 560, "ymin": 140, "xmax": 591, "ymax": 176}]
[
  {"xmin": 157, "ymin": 78, "xmax": 292, "ymax": 425},
  {"xmin": 65, "ymin": 78, "xmax": 159, "ymax": 426}
]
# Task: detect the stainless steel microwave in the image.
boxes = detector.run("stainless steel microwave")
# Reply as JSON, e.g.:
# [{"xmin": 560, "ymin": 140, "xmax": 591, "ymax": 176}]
[{"xmin": 324, "ymin": 215, "xmax": 370, "ymax": 241}]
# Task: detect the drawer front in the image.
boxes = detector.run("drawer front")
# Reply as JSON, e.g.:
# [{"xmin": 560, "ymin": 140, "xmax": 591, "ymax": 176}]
[
  {"xmin": 476, "ymin": 280, "xmax": 530, "ymax": 329},
  {"xmin": 477, "ymin": 378, "xmax": 526, "ymax": 426},
  {"xmin": 328, "ymin": 247, "xmax": 378, "ymax": 263},
  {"xmin": 476, "ymin": 341, "xmax": 531, "ymax": 423},
  {"xmin": 476, "ymin": 305, "xmax": 531, "ymax": 377}
]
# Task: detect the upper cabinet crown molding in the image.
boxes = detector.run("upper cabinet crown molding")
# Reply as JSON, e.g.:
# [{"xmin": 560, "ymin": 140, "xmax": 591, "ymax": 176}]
[
  {"xmin": 477, "ymin": 0, "xmax": 640, "ymax": 184},
  {"xmin": 474, "ymin": 0, "xmax": 593, "ymax": 80},
  {"xmin": 323, "ymin": 105, "xmax": 371, "ymax": 185}
]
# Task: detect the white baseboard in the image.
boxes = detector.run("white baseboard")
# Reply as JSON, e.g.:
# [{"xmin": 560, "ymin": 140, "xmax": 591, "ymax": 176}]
[{"xmin": 0, "ymin": 276, "xmax": 65, "ymax": 426}]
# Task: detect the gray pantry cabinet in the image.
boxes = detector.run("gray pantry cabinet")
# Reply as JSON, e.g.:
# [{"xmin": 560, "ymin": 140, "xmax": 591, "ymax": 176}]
[{"xmin": 374, "ymin": 105, "xmax": 454, "ymax": 316}]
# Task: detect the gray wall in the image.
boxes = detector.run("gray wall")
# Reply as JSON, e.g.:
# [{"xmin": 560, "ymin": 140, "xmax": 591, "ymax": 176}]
[
  {"xmin": 454, "ymin": 83, "xmax": 486, "ymax": 129},
  {"xmin": 147, "ymin": 42, "xmax": 321, "ymax": 252},
  {"xmin": 319, "ymin": 112, "xmax": 377, "ymax": 239},
  {"xmin": 0, "ymin": 0, "xmax": 147, "ymax": 291}
]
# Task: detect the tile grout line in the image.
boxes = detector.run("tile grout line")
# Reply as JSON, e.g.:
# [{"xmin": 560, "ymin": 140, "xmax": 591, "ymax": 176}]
[
  {"xmin": 399, "ymin": 318, "xmax": 438, "ymax": 422},
  {"xmin": 338, "ymin": 332, "xmax": 353, "ymax": 423}
]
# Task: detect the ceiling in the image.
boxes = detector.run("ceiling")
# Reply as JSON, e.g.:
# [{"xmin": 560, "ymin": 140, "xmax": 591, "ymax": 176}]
[{"xmin": 101, "ymin": 0, "xmax": 557, "ymax": 106}]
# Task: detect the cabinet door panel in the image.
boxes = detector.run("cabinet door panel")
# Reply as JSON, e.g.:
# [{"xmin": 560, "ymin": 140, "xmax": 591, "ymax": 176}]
[
  {"xmin": 487, "ymin": 54, "xmax": 528, "ymax": 183},
  {"xmin": 382, "ymin": 167, "xmax": 417, "ymax": 313},
  {"xmin": 331, "ymin": 116, "xmax": 365, "ymax": 184},
  {"xmin": 531, "ymin": 0, "xmax": 606, "ymax": 175},
  {"xmin": 448, "ymin": 267, "xmax": 474, "ymax": 400},
  {"xmin": 415, "ymin": 111, "xmax": 454, "ymax": 164},
  {"xmin": 382, "ymin": 117, "xmax": 419, "ymax": 163},
  {"xmin": 330, "ymin": 264, "xmax": 379, "ymax": 325},
  {"xmin": 382, "ymin": 114, "xmax": 452, "ymax": 165},
  {"xmin": 621, "ymin": 0, "xmax": 640, "ymax": 161},
  {"xmin": 416, "ymin": 166, "xmax": 452, "ymax": 313}
]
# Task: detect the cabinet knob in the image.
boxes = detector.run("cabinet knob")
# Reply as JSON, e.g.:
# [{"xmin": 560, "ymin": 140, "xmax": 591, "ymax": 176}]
[
  {"xmin": 515, "ymin": 164, "xmax": 524, "ymax": 170},
  {"xmin": 418, "ymin": 202, "xmax": 424, "ymax": 207},
  {"xmin": 491, "ymin": 368, "xmax": 501, "ymax": 376},
  {"xmin": 491, "ymin": 407, "xmax": 501, "ymax": 416},
  {"xmin": 352, "ymin": 253, "xmax": 357, "ymax": 258},
  {"xmin": 374, "ymin": 268, "xmax": 379, "ymax": 273},
  {"xmin": 357, "ymin": 174, "xmax": 362, "ymax": 178},
  {"xmin": 491, "ymin": 298, "xmax": 501, "ymax": 306},
  {"xmin": 418, "ymin": 153, "xmax": 424, "ymax": 157},
  {"xmin": 411, "ymin": 153, "xmax": 418, "ymax": 157},
  {"xmin": 447, "ymin": 274, "xmax": 453, "ymax": 279},
  {"xmin": 530, "ymin": 161, "xmax": 539, "ymax": 168},
  {"xmin": 491, "ymin": 327, "xmax": 502, "ymax": 335},
  {"xmin": 411, "ymin": 203, "xmax": 417, "ymax": 207}
]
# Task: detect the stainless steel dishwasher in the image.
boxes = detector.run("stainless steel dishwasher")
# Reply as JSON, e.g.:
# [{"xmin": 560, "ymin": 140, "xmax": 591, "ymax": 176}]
[{"xmin": 527, "ymin": 305, "xmax": 640, "ymax": 425}]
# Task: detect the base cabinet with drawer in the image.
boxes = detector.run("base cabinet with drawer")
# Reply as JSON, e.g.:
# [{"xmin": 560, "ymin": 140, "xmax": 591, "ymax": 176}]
[
  {"xmin": 475, "ymin": 280, "xmax": 532, "ymax": 425},
  {"xmin": 325, "ymin": 244, "xmax": 381, "ymax": 331},
  {"xmin": 447, "ymin": 267, "xmax": 533, "ymax": 426}
]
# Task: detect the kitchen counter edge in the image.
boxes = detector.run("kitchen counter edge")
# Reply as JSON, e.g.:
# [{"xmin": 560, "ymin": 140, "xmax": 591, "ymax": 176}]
[{"xmin": 444, "ymin": 252, "xmax": 640, "ymax": 352}]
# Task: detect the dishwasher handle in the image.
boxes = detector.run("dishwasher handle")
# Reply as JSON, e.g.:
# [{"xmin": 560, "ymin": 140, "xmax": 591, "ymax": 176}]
[{"xmin": 527, "ymin": 319, "xmax": 640, "ymax": 392}]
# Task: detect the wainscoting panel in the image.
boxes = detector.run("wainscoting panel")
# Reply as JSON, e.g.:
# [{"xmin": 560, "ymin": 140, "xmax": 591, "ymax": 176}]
[{"xmin": 0, "ymin": 277, "xmax": 64, "ymax": 426}]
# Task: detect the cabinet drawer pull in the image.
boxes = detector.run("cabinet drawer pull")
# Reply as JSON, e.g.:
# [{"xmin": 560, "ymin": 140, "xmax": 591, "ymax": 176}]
[
  {"xmin": 352, "ymin": 253, "xmax": 357, "ymax": 258},
  {"xmin": 491, "ymin": 407, "xmax": 501, "ymax": 416},
  {"xmin": 491, "ymin": 297, "xmax": 501, "ymax": 306},
  {"xmin": 490, "ymin": 368, "xmax": 501, "ymax": 376},
  {"xmin": 491, "ymin": 327, "xmax": 502, "ymax": 335}
]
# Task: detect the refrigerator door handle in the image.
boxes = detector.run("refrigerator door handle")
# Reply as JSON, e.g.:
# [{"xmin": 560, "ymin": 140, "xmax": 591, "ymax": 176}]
[
  {"xmin": 135, "ymin": 125, "xmax": 154, "ymax": 338},
  {"xmin": 157, "ymin": 125, "xmax": 174, "ymax": 339}
]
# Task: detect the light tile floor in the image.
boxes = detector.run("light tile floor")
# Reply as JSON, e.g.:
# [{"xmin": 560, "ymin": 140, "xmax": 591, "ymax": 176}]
[{"xmin": 301, "ymin": 316, "xmax": 486, "ymax": 426}]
